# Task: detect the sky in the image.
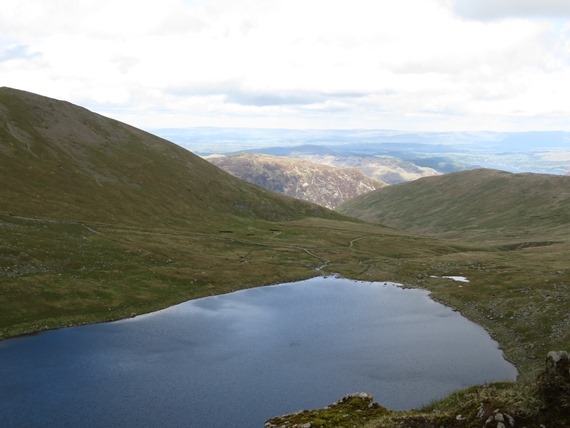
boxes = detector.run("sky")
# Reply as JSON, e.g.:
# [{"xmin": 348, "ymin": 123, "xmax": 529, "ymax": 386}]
[{"xmin": 2, "ymin": 0, "xmax": 570, "ymax": 132}]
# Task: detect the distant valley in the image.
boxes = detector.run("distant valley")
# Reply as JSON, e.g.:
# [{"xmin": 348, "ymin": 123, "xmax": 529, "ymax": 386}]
[
  {"xmin": 156, "ymin": 127, "xmax": 570, "ymax": 176},
  {"xmin": 159, "ymin": 127, "xmax": 570, "ymax": 209},
  {"xmin": 2, "ymin": 88, "xmax": 570, "ymax": 427}
]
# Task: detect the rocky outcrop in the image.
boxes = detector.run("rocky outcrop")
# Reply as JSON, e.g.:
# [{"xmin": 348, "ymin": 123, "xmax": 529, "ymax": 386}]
[
  {"xmin": 265, "ymin": 352, "xmax": 570, "ymax": 428},
  {"xmin": 265, "ymin": 393, "xmax": 389, "ymax": 428},
  {"xmin": 538, "ymin": 350, "xmax": 570, "ymax": 409},
  {"xmin": 479, "ymin": 407, "xmax": 516, "ymax": 428}
]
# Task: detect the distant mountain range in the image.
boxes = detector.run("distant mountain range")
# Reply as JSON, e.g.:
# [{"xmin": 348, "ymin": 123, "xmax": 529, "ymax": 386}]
[
  {"xmin": 158, "ymin": 127, "xmax": 570, "ymax": 210},
  {"xmin": 207, "ymin": 153, "xmax": 385, "ymax": 209},
  {"xmin": 280, "ymin": 153, "xmax": 440, "ymax": 185},
  {"xmin": 3, "ymin": 87, "xmax": 570, "ymax": 427},
  {"xmin": 155, "ymin": 127, "xmax": 570, "ymax": 176},
  {"xmin": 0, "ymin": 86, "xmax": 353, "ymax": 337}
]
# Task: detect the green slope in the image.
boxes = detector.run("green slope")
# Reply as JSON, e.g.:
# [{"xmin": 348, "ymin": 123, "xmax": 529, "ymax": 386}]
[
  {"xmin": 0, "ymin": 87, "xmax": 338, "ymax": 227},
  {"xmin": 1, "ymin": 87, "xmax": 442, "ymax": 338},
  {"xmin": 338, "ymin": 168, "xmax": 570, "ymax": 242},
  {"xmin": 1, "ymin": 88, "xmax": 569, "ymax": 426},
  {"xmin": 337, "ymin": 167, "xmax": 570, "ymax": 375}
]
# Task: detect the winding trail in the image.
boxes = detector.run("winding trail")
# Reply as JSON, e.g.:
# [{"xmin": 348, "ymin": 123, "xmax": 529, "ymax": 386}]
[
  {"xmin": 4, "ymin": 212, "xmax": 382, "ymax": 272},
  {"xmin": 348, "ymin": 236, "xmax": 370, "ymax": 248}
]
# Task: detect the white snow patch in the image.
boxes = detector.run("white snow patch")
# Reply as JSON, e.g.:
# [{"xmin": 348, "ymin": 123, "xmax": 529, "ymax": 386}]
[{"xmin": 430, "ymin": 275, "xmax": 470, "ymax": 283}]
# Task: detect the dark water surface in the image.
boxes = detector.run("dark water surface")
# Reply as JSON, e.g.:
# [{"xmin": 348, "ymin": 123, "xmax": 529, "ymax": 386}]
[{"xmin": 0, "ymin": 277, "xmax": 516, "ymax": 427}]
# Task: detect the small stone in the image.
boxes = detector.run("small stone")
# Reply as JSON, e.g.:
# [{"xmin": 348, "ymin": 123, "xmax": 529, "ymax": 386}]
[
  {"xmin": 476, "ymin": 403, "xmax": 485, "ymax": 419},
  {"xmin": 456, "ymin": 414, "xmax": 464, "ymax": 420},
  {"xmin": 497, "ymin": 423, "xmax": 506, "ymax": 428},
  {"xmin": 505, "ymin": 413, "xmax": 515, "ymax": 427},
  {"xmin": 495, "ymin": 413, "xmax": 505, "ymax": 422},
  {"xmin": 546, "ymin": 350, "xmax": 569, "ymax": 374}
]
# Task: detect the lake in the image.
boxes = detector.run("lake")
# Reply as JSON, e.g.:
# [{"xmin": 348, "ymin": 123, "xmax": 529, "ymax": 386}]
[{"xmin": 0, "ymin": 277, "xmax": 517, "ymax": 427}]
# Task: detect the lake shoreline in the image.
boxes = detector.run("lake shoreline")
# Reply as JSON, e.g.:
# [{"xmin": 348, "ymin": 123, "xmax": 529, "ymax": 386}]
[{"xmin": 0, "ymin": 276, "xmax": 516, "ymax": 427}]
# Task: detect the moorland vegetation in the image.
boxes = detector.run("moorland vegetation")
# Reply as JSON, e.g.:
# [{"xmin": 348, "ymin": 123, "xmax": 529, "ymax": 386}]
[{"xmin": 1, "ymin": 87, "xmax": 568, "ymax": 427}]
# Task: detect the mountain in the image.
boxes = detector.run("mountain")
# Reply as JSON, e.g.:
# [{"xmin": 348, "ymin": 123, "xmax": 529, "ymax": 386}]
[
  {"xmin": 0, "ymin": 87, "xmax": 366, "ymax": 337},
  {"xmin": 207, "ymin": 153, "xmax": 384, "ymax": 209},
  {"xmin": 0, "ymin": 87, "xmax": 339, "ymax": 227},
  {"xmin": 2, "ymin": 88, "xmax": 570, "ymax": 427},
  {"xmin": 288, "ymin": 153, "xmax": 440, "ymax": 184},
  {"xmin": 156, "ymin": 127, "xmax": 570, "ymax": 175},
  {"xmin": 338, "ymin": 168, "xmax": 570, "ymax": 241},
  {"xmin": 219, "ymin": 144, "xmax": 442, "ymax": 184}
]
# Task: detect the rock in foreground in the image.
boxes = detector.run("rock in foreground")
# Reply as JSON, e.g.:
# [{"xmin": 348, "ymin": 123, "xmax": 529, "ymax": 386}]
[
  {"xmin": 266, "ymin": 351, "xmax": 570, "ymax": 428},
  {"xmin": 265, "ymin": 393, "xmax": 390, "ymax": 428}
]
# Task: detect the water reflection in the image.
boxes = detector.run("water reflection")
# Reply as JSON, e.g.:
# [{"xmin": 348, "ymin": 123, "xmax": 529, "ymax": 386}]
[{"xmin": 0, "ymin": 277, "xmax": 516, "ymax": 428}]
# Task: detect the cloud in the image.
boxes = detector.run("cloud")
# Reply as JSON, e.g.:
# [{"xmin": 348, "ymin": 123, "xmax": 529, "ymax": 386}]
[
  {"xmin": 225, "ymin": 90, "xmax": 367, "ymax": 107},
  {"xmin": 226, "ymin": 91, "xmax": 324, "ymax": 107},
  {"xmin": 0, "ymin": 44, "xmax": 39, "ymax": 62},
  {"xmin": 111, "ymin": 55, "xmax": 139, "ymax": 74},
  {"xmin": 166, "ymin": 81, "xmax": 366, "ymax": 107},
  {"xmin": 450, "ymin": 0, "xmax": 570, "ymax": 20},
  {"xmin": 2, "ymin": 0, "xmax": 570, "ymax": 131}
]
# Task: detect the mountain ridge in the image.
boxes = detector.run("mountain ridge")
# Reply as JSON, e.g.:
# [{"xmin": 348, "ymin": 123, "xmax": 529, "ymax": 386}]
[
  {"xmin": 0, "ymin": 87, "xmax": 341, "ymax": 226},
  {"xmin": 338, "ymin": 168, "xmax": 570, "ymax": 241},
  {"xmin": 207, "ymin": 152, "xmax": 385, "ymax": 208},
  {"xmin": 1, "ymin": 87, "xmax": 570, "ymax": 427}
]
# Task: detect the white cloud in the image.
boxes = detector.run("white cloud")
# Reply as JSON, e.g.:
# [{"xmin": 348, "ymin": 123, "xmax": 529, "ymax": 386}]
[
  {"xmin": 450, "ymin": 0, "xmax": 570, "ymax": 20},
  {"xmin": 1, "ymin": 0, "xmax": 570, "ymax": 131}
]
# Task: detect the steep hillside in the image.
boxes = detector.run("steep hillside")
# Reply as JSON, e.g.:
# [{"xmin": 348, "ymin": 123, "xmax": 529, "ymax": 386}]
[
  {"xmin": 1, "ymin": 87, "xmax": 373, "ymax": 337},
  {"xmin": 207, "ymin": 153, "xmax": 384, "ymax": 208},
  {"xmin": 338, "ymin": 168, "xmax": 570, "ymax": 241},
  {"xmin": 2, "ymin": 89, "xmax": 570, "ymax": 428},
  {"xmin": 0, "ymin": 87, "xmax": 339, "ymax": 227}
]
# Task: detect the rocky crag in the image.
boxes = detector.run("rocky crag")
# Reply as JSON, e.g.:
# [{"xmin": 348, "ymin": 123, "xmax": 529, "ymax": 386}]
[{"xmin": 207, "ymin": 153, "xmax": 384, "ymax": 209}]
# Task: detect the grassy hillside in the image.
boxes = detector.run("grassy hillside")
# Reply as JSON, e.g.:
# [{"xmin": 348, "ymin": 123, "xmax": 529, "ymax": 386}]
[
  {"xmin": 0, "ymin": 87, "xmax": 459, "ymax": 339},
  {"xmin": 272, "ymin": 168, "xmax": 570, "ymax": 426},
  {"xmin": 338, "ymin": 168, "xmax": 570, "ymax": 242},
  {"xmin": 0, "ymin": 87, "xmax": 339, "ymax": 227},
  {"xmin": 337, "ymin": 168, "xmax": 570, "ymax": 377},
  {"xmin": 1, "ymin": 88, "xmax": 569, "ymax": 427}
]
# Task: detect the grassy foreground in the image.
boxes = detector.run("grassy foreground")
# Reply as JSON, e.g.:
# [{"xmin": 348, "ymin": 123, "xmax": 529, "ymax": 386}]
[
  {"xmin": 2, "ymin": 88, "xmax": 569, "ymax": 426},
  {"xmin": 2, "ymin": 211, "xmax": 569, "ymax": 427},
  {"xmin": 263, "ymin": 231, "xmax": 570, "ymax": 426},
  {"xmin": 0, "ymin": 213, "xmax": 467, "ymax": 339},
  {"xmin": 267, "ymin": 170, "xmax": 570, "ymax": 426}
]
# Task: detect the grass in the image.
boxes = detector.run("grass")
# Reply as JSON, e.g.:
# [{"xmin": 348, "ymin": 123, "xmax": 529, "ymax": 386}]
[
  {"xmin": 2, "ymin": 87, "xmax": 570, "ymax": 427},
  {"xmin": 3, "ymin": 210, "xmax": 568, "ymax": 383},
  {"xmin": 266, "ymin": 394, "xmax": 391, "ymax": 428},
  {"xmin": 0, "ymin": 212, "xmax": 463, "ymax": 338},
  {"xmin": 263, "ymin": 169, "xmax": 570, "ymax": 426},
  {"xmin": 0, "ymin": 214, "xmax": 341, "ymax": 334},
  {"xmin": 337, "ymin": 168, "xmax": 570, "ymax": 377},
  {"xmin": 269, "ymin": 364, "xmax": 570, "ymax": 427},
  {"xmin": 338, "ymin": 169, "xmax": 570, "ymax": 243},
  {"xmin": 267, "ymin": 376, "xmax": 570, "ymax": 427}
]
